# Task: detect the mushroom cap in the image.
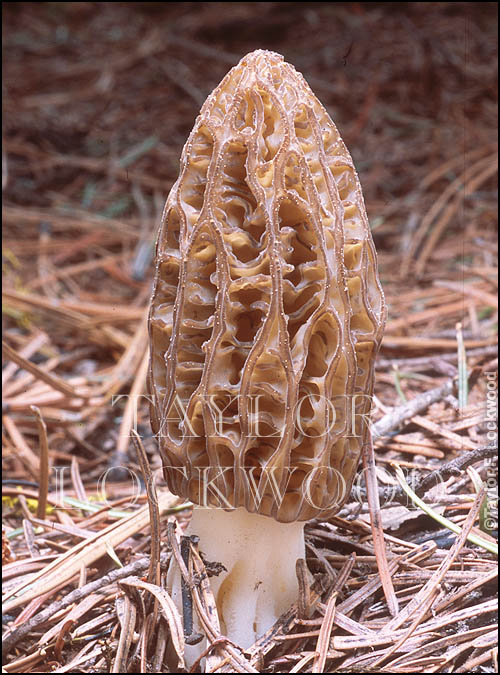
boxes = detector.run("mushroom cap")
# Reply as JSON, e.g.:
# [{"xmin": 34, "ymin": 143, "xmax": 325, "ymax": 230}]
[{"xmin": 149, "ymin": 50, "xmax": 385, "ymax": 522}]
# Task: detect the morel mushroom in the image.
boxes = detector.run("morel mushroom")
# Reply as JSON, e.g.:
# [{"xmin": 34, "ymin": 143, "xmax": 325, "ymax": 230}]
[{"xmin": 148, "ymin": 50, "xmax": 385, "ymax": 650}]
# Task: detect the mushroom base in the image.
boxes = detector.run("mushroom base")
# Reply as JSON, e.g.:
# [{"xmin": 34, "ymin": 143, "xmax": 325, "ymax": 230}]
[{"xmin": 169, "ymin": 506, "xmax": 305, "ymax": 664}]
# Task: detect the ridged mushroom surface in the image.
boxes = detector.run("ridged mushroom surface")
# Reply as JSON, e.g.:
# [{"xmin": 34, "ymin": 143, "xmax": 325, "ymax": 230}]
[{"xmin": 149, "ymin": 50, "xmax": 385, "ymax": 522}]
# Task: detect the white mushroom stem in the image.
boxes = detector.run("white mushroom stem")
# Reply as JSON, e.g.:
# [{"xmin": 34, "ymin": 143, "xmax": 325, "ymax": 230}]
[{"xmin": 169, "ymin": 507, "xmax": 305, "ymax": 662}]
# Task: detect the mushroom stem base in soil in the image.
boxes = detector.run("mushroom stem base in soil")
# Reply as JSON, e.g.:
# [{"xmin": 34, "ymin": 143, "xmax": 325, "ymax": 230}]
[{"xmin": 170, "ymin": 507, "xmax": 305, "ymax": 656}]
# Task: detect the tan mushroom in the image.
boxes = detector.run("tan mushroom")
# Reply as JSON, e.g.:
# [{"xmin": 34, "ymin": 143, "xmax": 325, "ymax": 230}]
[{"xmin": 148, "ymin": 49, "xmax": 385, "ymax": 653}]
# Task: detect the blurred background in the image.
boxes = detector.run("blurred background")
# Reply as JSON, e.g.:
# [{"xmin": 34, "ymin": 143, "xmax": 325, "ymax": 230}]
[{"xmin": 3, "ymin": 2, "xmax": 497, "ymax": 276}]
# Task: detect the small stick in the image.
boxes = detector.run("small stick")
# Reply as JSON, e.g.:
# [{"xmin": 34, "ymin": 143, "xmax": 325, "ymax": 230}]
[
  {"xmin": 2, "ymin": 339, "xmax": 90, "ymax": 400},
  {"xmin": 166, "ymin": 523, "xmax": 203, "ymax": 644},
  {"xmin": 131, "ymin": 429, "xmax": 160, "ymax": 585},
  {"xmin": 31, "ymin": 406, "xmax": 49, "ymax": 520},
  {"xmin": 296, "ymin": 559, "xmax": 312, "ymax": 620},
  {"xmin": 181, "ymin": 536, "xmax": 203, "ymax": 645},
  {"xmin": 372, "ymin": 377, "xmax": 457, "ymax": 439},
  {"xmin": 363, "ymin": 437, "xmax": 399, "ymax": 617}
]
